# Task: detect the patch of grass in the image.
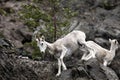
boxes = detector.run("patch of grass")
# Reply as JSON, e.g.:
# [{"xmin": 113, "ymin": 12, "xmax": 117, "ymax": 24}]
[
  {"xmin": 0, "ymin": 8, "xmax": 15, "ymax": 16},
  {"xmin": 0, "ymin": 8, "xmax": 7, "ymax": 16},
  {"xmin": 24, "ymin": 41, "xmax": 42, "ymax": 59},
  {"xmin": 0, "ymin": 31, "xmax": 4, "ymax": 38}
]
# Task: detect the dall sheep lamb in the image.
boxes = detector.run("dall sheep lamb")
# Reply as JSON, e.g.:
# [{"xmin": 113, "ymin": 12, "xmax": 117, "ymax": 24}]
[
  {"xmin": 34, "ymin": 30, "xmax": 93, "ymax": 76},
  {"xmin": 83, "ymin": 39, "xmax": 119, "ymax": 66}
]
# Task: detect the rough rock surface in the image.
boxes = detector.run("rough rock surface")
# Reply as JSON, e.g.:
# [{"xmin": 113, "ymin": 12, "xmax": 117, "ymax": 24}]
[
  {"xmin": 0, "ymin": 39, "xmax": 119, "ymax": 80},
  {"xmin": 0, "ymin": 15, "xmax": 32, "ymax": 48}
]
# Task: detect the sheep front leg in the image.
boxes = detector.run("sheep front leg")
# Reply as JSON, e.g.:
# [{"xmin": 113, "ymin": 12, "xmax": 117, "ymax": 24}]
[
  {"xmin": 56, "ymin": 58, "xmax": 62, "ymax": 77},
  {"xmin": 60, "ymin": 48, "xmax": 67, "ymax": 70}
]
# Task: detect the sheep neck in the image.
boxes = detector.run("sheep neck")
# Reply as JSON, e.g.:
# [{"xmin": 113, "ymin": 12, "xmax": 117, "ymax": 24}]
[
  {"xmin": 110, "ymin": 43, "xmax": 116, "ymax": 54},
  {"xmin": 45, "ymin": 41, "xmax": 54, "ymax": 54}
]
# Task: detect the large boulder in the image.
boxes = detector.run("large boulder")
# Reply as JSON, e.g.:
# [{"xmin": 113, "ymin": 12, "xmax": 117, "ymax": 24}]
[
  {"xmin": 0, "ymin": 16, "xmax": 32, "ymax": 48},
  {"xmin": 84, "ymin": 58, "xmax": 119, "ymax": 80}
]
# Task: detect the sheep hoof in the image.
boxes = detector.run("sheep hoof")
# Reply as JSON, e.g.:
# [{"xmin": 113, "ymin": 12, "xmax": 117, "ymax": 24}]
[
  {"xmin": 81, "ymin": 58, "xmax": 87, "ymax": 61},
  {"xmin": 56, "ymin": 73, "xmax": 61, "ymax": 77},
  {"xmin": 63, "ymin": 67, "xmax": 67, "ymax": 71}
]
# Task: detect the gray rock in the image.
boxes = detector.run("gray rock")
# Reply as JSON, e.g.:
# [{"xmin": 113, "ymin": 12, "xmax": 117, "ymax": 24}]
[
  {"xmin": 84, "ymin": 58, "xmax": 119, "ymax": 80},
  {"xmin": 101, "ymin": 64, "xmax": 119, "ymax": 80}
]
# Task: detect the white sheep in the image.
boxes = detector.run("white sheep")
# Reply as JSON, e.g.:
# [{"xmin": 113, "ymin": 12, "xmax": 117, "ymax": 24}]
[
  {"xmin": 34, "ymin": 30, "xmax": 92, "ymax": 76},
  {"xmin": 83, "ymin": 39, "xmax": 119, "ymax": 66}
]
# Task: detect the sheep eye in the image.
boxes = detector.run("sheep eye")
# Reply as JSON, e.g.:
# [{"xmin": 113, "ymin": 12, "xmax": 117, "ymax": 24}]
[
  {"xmin": 114, "ymin": 40, "xmax": 118, "ymax": 44},
  {"xmin": 41, "ymin": 43, "xmax": 43, "ymax": 45}
]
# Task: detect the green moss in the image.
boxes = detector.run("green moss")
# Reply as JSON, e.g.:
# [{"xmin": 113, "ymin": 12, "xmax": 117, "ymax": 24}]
[
  {"xmin": 18, "ymin": 4, "xmax": 52, "ymax": 30},
  {"xmin": 0, "ymin": 8, "xmax": 7, "ymax": 16},
  {"xmin": 0, "ymin": 31, "xmax": 4, "ymax": 38},
  {"xmin": 24, "ymin": 41, "xmax": 42, "ymax": 59},
  {"xmin": 0, "ymin": 7, "xmax": 15, "ymax": 16}
]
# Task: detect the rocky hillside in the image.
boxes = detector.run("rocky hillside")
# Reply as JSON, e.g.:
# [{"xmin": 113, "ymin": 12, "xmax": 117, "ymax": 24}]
[
  {"xmin": 0, "ymin": 39, "xmax": 119, "ymax": 80},
  {"xmin": 0, "ymin": 0, "xmax": 120, "ymax": 80}
]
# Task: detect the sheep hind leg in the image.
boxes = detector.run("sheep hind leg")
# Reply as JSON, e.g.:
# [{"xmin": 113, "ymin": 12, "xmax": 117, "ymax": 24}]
[
  {"xmin": 103, "ymin": 60, "xmax": 108, "ymax": 66},
  {"xmin": 81, "ymin": 53, "xmax": 87, "ymax": 60},
  {"xmin": 83, "ymin": 49, "xmax": 96, "ymax": 61},
  {"xmin": 83, "ymin": 53, "xmax": 93, "ymax": 61},
  {"xmin": 107, "ymin": 61, "xmax": 111, "ymax": 65}
]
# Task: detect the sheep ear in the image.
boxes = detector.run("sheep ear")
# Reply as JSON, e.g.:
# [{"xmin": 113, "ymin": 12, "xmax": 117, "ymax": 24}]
[
  {"xmin": 41, "ymin": 35, "xmax": 45, "ymax": 40},
  {"xmin": 115, "ymin": 40, "xmax": 117, "ymax": 44},
  {"xmin": 115, "ymin": 40, "xmax": 118, "ymax": 44},
  {"xmin": 36, "ymin": 38, "xmax": 39, "ymax": 42},
  {"xmin": 109, "ymin": 39, "xmax": 112, "ymax": 42}
]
